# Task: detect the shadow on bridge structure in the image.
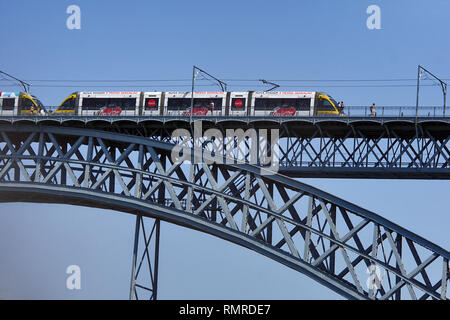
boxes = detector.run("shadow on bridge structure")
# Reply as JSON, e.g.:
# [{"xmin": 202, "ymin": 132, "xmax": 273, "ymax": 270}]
[{"xmin": 0, "ymin": 118, "xmax": 448, "ymax": 300}]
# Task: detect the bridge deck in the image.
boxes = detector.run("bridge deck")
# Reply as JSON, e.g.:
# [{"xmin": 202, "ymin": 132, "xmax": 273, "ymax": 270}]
[{"xmin": 1, "ymin": 115, "xmax": 450, "ymax": 139}]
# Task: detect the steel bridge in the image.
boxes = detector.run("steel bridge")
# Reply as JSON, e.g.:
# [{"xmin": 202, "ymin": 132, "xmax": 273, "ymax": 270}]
[
  {"xmin": 0, "ymin": 119, "xmax": 448, "ymax": 300},
  {"xmin": 1, "ymin": 114, "xmax": 450, "ymax": 179}
]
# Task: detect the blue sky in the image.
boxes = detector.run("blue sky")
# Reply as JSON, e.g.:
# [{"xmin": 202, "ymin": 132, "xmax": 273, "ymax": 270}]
[
  {"xmin": 0, "ymin": 0, "xmax": 449, "ymax": 299},
  {"xmin": 1, "ymin": 0, "xmax": 450, "ymax": 106}
]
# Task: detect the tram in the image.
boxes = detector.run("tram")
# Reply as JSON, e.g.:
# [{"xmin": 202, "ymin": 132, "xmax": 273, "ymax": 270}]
[{"xmin": 53, "ymin": 91, "xmax": 341, "ymax": 116}]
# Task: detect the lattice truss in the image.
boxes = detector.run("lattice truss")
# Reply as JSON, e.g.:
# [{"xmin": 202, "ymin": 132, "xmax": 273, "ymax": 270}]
[
  {"xmin": 279, "ymin": 125, "xmax": 450, "ymax": 169},
  {"xmin": 97, "ymin": 123, "xmax": 450, "ymax": 170},
  {"xmin": 0, "ymin": 125, "xmax": 448, "ymax": 300}
]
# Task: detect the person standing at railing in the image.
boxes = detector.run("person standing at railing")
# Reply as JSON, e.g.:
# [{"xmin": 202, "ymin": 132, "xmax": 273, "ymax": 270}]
[
  {"xmin": 339, "ymin": 101, "xmax": 345, "ymax": 116},
  {"xmin": 370, "ymin": 103, "xmax": 376, "ymax": 116}
]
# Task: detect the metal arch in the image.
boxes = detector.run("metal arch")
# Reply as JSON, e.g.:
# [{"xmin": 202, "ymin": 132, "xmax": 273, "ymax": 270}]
[{"xmin": 0, "ymin": 125, "xmax": 448, "ymax": 300}]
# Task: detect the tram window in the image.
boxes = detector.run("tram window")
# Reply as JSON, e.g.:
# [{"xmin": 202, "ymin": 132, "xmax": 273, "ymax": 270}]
[
  {"xmin": 118, "ymin": 98, "xmax": 137, "ymax": 110},
  {"xmin": 33, "ymin": 97, "xmax": 44, "ymax": 108},
  {"xmin": 145, "ymin": 98, "xmax": 160, "ymax": 109},
  {"xmin": 82, "ymin": 98, "xmax": 107, "ymax": 110},
  {"xmin": 297, "ymin": 99, "xmax": 311, "ymax": 110},
  {"xmin": 1, "ymin": 98, "xmax": 15, "ymax": 110},
  {"xmin": 167, "ymin": 98, "xmax": 223, "ymax": 111},
  {"xmin": 20, "ymin": 97, "xmax": 34, "ymax": 111},
  {"xmin": 82, "ymin": 98, "xmax": 136, "ymax": 110},
  {"xmin": 316, "ymin": 98, "xmax": 335, "ymax": 112},
  {"xmin": 254, "ymin": 98, "xmax": 311, "ymax": 111},
  {"xmin": 167, "ymin": 98, "xmax": 189, "ymax": 111},
  {"xmin": 60, "ymin": 98, "xmax": 75, "ymax": 110},
  {"xmin": 254, "ymin": 99, "xmax": 271, "ymax": 111}
]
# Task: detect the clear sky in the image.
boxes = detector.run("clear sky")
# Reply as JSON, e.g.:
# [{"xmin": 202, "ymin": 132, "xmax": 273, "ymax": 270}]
[{"xmin": 0, "ymin": 0, "xmax": 449, "ymax": 299}]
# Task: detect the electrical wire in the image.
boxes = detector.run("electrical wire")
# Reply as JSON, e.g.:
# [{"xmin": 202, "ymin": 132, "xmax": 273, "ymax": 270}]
[
  {"xmin": 1, "ymin": 77, "xmax": 447, "ymax": 89},
  {"xmin": 1, "ymin": 78, "xmax": 449, "ymax": 83},
  {"xmin": 0, "ymin": 84, "xmax": 443, "ymax": 88}
]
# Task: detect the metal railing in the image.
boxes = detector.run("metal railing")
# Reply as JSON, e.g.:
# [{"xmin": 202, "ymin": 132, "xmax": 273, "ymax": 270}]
[
  {"xmin": 338, "ymin": 106, "xmax": 447, "ymax": 118},
  {"xmin": 0, "ymin": 106, "xmax": 448, "ymax": 118}
]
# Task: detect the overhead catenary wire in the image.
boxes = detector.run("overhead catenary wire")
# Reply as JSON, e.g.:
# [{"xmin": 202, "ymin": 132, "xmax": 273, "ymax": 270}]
[
  {"xmin": 0, "ymin": 84, "xmax": 445, "ymax": 88},
  {"xmin": 1, "ymin": 77, "xmax": 448, "ymax": 89},
  {"xmin": 1, "ymin": 78, "xmax": 450, "ymax": 82}
]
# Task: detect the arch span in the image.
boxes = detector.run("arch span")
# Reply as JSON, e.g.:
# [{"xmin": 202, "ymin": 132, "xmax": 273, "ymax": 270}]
[{"xmin": 0, "ymin": 125, "xmax": 448, "ymax": 300}]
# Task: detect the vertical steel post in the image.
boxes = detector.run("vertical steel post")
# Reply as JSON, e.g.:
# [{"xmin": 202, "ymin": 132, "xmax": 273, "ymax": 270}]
[
  {"xmin": 61, "ymin": 143, "xmax": 67, "ymax": 185},
  {"xmin": 416, "ymin": 65, "xmax": 421, "ymax": 118},
  {"xmin": 153, "ymin": 219, "xmax": 161, "ymax": 300},
  {"xmin": 109, "ymin": 147, "xmax": 115, "ymax": 193},
  {"xmin": 189, "ymin": 66, "xmax": 196, "ymax": 214},
  {"xmin": 443, "ymin": 83, "xmax": 447, "ymax": 117},
  {"xmin": 190, "ymin": 66, "xmax": 196, "ymax": 123},
  {"xmin": 154, "ymin": 156, "xmax": 165, "ymax": 299},
  {"xmin": 211, "ymin": 165, "xmax": 218, "ymax": 222},
  {"xmin": 129, "ymin": 214, "xmax": 141, "ymax": 300},
  {"xmin": 267, "ymin": 182, "xmax": 273, "ymax": 245},
  {"xmin": 395, "ymin": 234, "xmax": 403, "ymax": 300},
  {"xmin": 329, "ymin": 205, "xmax": 336, "ymax": 274}
]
